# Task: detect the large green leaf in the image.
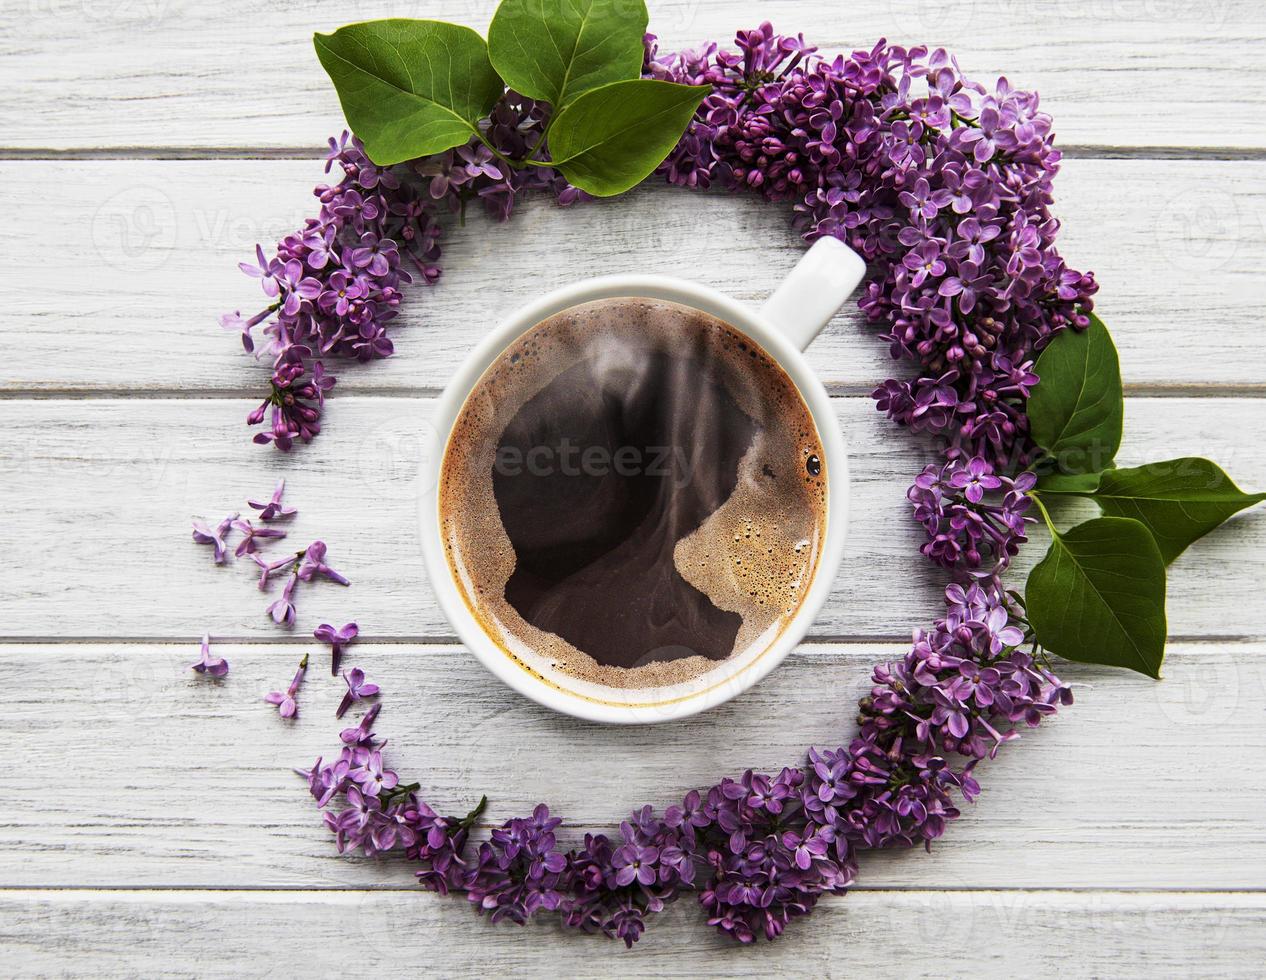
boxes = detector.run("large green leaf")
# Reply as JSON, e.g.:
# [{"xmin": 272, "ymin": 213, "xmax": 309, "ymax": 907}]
[
  {"xmin": 488, "ymin": 0, "xmax": 648, "ymax": 109},
  {"xmin": 1028, "ymin": 313, "xmax": 1123, "ymax": 475},
  {"xmin": 314, "ymin": 20, "xmax": 504, "ymax": 166},
  {"xmin": 1026, "ymin": 517, "xmax": 1167, "ymax": 678},
  {"xmin": 548, "ymin": 79, "xmax": 709, "ymax": 196},
  {"xmin": 1090, "ymin": 458, "xmax": 1266, "ymax": 564}
]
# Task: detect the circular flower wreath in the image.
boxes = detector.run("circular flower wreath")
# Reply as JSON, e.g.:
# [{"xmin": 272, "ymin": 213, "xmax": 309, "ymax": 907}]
[{"xmin": 230, "ymin": 26, "xmax": 1094, "ymax": 946}]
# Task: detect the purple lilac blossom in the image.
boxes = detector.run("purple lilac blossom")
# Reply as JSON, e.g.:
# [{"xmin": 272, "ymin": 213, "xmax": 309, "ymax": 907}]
[
  {"xmin": 191, "ymin": 513, "xmax": 237, "ymax": 564},
  {"xmin": 266, "ymin": 569, "xmax": 299, "ymax": 627},
  {"xmin": 265, "ymin": 654, "xmax": 308, "ymax": 718},
  {"xmin": 563, "ymin": 805, "xmax": 696, "ymax": 946},
  {"xmin": 908, "ymin": 457, "xmax": 1035, "ymax": 571},
  {"xmin": 298, "ymin": 540, "xmax": 349, "ymax": 586},
  {"xmin": 646, "ymin": 27, "xmax": 1096, "ymax": 467},
  {"xmin": 305, "ymin": 573, "xmax": 1066, "ymax": 944},
  {"xmin": 228, "ymin": 99, "xmax": 584, "ymax": 451},
  {"xmin": 315, "ymin": 621, "xmax": 359, "ymax": 675},
  {"xmin": 230, "ymin": 517, "xmax": 287, "ymax": 557},
  {"xmin": 190, "ymin": 632, "xmax": 229, "ymax": 677},
  {"xmin": 688, "ymin": 768, "xmax": 854, "ymax": 943},
  {"xmin": 461, "ymin": 804, "xmax": 569, "ymax": 924},
  {"xmin": 336, "ymin": 667, "xmax": 380, "ymax": 718},
  {"xmin": 248, "ymin": 479, "xmax": 297, "ymax": 520},
  {"xmin": 339, "ymin": 702, "xmax": 382, "ymax": 746},
  {"xmin": 252, "ymin": 551, "xmax": 298, "ymax": 590}
]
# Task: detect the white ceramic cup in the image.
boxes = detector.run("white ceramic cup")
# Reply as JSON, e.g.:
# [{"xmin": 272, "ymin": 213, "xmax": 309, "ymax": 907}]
[{"xmin": 419, "ymin": 237, "xmax": 867, "ymax": 724}]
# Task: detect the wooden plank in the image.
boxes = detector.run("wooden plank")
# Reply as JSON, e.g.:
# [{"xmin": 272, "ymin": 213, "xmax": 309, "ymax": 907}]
[
  {"xmin": 6, "ymin": 158, "xmax": 1265, "ymax": 394},
  {"xmin": 1, "ymin": 640, "xmax": 1262, "ymax": 889},
  {"xmin": 6, "ymin": 1, "xmax": 1266, "ymax": 151},
  {"xmin": 2, "ymin": 889, "xmax": 1264, "ymax": 977},
  {"xmin": 1, "ymin": 395, "xmax": 1263, "ymax": 641}
]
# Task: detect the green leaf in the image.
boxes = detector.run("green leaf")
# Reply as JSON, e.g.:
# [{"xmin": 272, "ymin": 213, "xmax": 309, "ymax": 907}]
[
  {"xmin": 1036, "ymin": 470, "xmax": 1103, "ymax": 495},
  {"xmin": 1026, "ymin": 516, "xmax": 1167, "ymax": 678},
  {"xmin": 547, "ymin": 79, "xmax": 709, "ymax": 197},
  {"xmin": 1090, "ymin": 458, "xmax": 1266, "ymax": 564},
  {"xmin": 1028, "ymin": 313, "xmax": 1123, "ymax": 475},
  {"xmin": 488, "ymin": 0, "xmax": 648, "ymax": 109},
  {"xmin": 314, "ymin": 20, "xmax": 504, "ymax": 166}
]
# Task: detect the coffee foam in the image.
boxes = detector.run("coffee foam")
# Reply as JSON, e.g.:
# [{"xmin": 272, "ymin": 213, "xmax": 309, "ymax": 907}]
[{"xmin": 439, "ymin": 298, "xmax": 827, "ymax": 692}]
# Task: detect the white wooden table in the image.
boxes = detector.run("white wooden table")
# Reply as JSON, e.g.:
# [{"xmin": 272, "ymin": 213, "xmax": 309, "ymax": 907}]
[{"xmin": 4, "ymin": 1, "xmax": 1266, "ymax": 975}]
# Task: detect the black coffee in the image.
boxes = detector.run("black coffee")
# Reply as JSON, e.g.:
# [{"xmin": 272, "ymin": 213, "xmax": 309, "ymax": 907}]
[{"xmin": 439, "ymin": 298, "xmax": 827, "ymax": 691}]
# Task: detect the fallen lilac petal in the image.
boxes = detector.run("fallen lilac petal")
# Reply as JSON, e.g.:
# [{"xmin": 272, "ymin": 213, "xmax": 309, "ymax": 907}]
[
  {"xmin": 191, "ymin": 512, "xmax": 238, "ymax": 565},
  {"xmin": 339, "ymin": 702, "xmax": 382, "ymax": 746},
  {"xmin": 315, "ymin": 621, "xmax": 359, "ymax": 674},
  {"xmin": 249, "ymin": 479, "xmax": 297, "ymax": 521},
  {"xmin": 298, "ymin": 541, "xmax": 350, "ymax": 586},
  {"xmin": 265, "ymin": 654, "xmax": 308, "ymax": 718},
  {"xmin": 266, "ymin": 570, "xmax": 299, "ymax": 627},
  {"xmin": 231, "ymin": 517, "xmax": 288, "ymax": 557},
  {"xmin": 336, "ymin": 666, "xmax": 380, "ymax": 718},
  {"xmin": 190, "ymin": 632, "xmax": 229, "ymax": 678}
]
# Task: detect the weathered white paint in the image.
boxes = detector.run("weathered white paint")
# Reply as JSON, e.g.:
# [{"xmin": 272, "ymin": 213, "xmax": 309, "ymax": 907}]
[
  {"xmin": 1, "ymin": 889, "xmax": 1263, "ymax": 978},
  {"xmin": 7, "ymin": 159, "xmax": 1265, "ymax": 394},
  {"xmin": 2, "ymin": 397, "xmax": 1263, "ymax": 641},
  {"xmin": 3, "ymin": 641, "xmax": 1263, "ymax": 891},
  {"xmin": 5, "ymin": 1, "xmax": 1266, "ymax": 150}
]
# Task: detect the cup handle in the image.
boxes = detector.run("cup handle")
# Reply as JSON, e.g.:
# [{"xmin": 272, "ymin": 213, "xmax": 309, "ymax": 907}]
[{"xmin": 759, "ymin": 237, "xmax": 868, "ymax": 352}]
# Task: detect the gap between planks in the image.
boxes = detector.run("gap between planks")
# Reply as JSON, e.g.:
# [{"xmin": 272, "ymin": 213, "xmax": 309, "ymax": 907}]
[
  {"xmin": 1, "ymin": 383, "xmax": 1265, "ymax": 400},
  {"xmin": 4, "ymin": 145, "xmax": 1266, "ymax": 161},
  {"xmin": 3, "ymin": 634, "xmax": 1261, "ymax": 646},
  {"xmin": 0, "ymin": 885, "xmax": 1261, "ymax": 895}
]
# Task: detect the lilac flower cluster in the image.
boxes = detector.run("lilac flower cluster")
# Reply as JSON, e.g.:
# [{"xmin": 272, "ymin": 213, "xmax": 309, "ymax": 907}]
[
  {"xmin": 803, "ymin": 580, "xmax": 1069, "ymax": 853},
  {"xmin": 232, "ymin": 31, "xmax": 1093, "ymax": 464},
  {"xmin": 308, "ymin": 563, "xmax": 1068, "ymax": 945},
  {"xmin": 459, "ymin": 804, "xmax": 571, "ymax": 924},
  {"xmin": 689, "ymin": 770, "xmax": 854, "ymax": 942},
  {"xmin": 302, "ymin": 704, "xmax": 493, "ymax": 871},
  {"xmin": 226, "ymin": 100, "xmax": 585, "ymax": 450},
  {"xmin": 647, "ymin": 27, "xmax": 1097, "ymax": 467},
  {"xmin": 564, "ymin": 805, "xmax": 695, "ymax": 946},
  {"xmin": 260, "ymin": 24, "xmax": 1088, "ymax": 949},
  {"xmin": 303, "ymin": 704, "xmax": 453, "ymax": 856},
  {"xmin": 223, "ymin": 134, "xmax": 421, "ymax": 449},
  {"xmin": 908, "ymin": 455, "xmax": 1035, "ymax": 571}
]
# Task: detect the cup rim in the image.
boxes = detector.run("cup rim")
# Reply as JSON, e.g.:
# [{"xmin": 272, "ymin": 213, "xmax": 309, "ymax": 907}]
[{"xmin": 418, "ymin": 274, "xmax": 849, "ymax": 724}]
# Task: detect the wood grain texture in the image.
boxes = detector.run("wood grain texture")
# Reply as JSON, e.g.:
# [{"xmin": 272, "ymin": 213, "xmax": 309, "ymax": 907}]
[
  {"xmin": 4, "ymin": 640, "xmax": 1263, "ymax": 890},
  {"xmin": 6, "ymin": 158, "xmax": 1265, "ymax": 394},
  {"xmin": 3, "ymin": 889, "xmax": 1264, "ymax": 978},
  {"xmin": 4, "ymin": 1, "xmax": 1266, "ymax": 151},
  {"xmin": 2, "ymin": 396, "xmax": 1263, "ymax": 641}
]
